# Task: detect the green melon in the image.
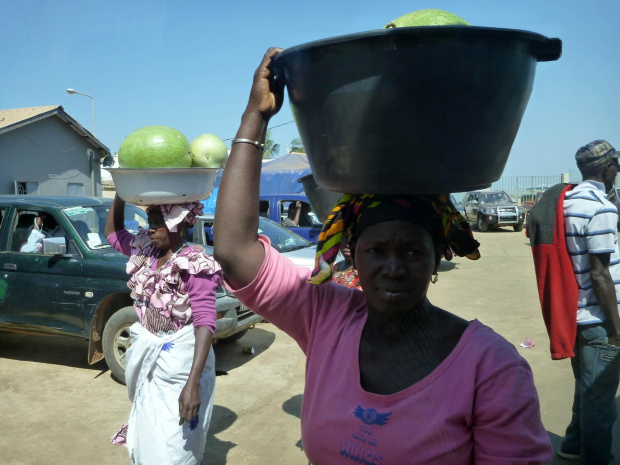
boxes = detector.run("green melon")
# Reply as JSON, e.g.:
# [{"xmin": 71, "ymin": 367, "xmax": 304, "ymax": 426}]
[
  {"xmin": 118, "ymin": 125, "xmax": 192, "ymax": 168},
  {"xmin": 384, "ymin": 9, "xmax": 470, "ymax": 28}
]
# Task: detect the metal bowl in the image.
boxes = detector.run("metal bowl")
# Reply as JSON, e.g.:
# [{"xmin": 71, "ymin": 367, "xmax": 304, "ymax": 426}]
[
  {"xmin": 298, "ymin": 174, "xmax": 342, "ymax": 222},
  {"xmin": 107, "ymin": 167, "xmax": 219, "ymax": 205},
  {"xmin": 273, "ymin": 26, "xmax": 562, "ymax": 194}
]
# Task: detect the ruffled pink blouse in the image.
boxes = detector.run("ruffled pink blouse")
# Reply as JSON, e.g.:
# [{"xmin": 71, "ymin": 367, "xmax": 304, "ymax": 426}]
[{"xmin": 107, "ymin": 229, "xmax": 221, "ymax": 335}]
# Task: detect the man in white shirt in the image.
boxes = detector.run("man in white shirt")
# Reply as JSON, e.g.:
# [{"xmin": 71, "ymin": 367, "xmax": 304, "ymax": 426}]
[{"xmin": 560, "ymin": 140, "xmax": 620, "ymax": 463}]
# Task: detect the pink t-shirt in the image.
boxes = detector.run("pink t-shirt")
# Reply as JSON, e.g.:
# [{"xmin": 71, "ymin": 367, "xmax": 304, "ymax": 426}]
[{"xmin": 229, "ymin": 236, "xmax": 552, "ymax": 465}]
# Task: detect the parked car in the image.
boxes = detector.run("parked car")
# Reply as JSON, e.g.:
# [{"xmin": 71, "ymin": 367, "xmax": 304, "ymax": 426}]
[
  {"xmin": 259, "ymin": 194, "xmax": 323, "ymax": 241},
  {"xmin": 461, "ymin": 190, "xmax": 526, "ymax": 232},
  {"xmin": 523, "ymin": 190, "xmax": 546, "ymax": 220},
  {"xmin": 0, "ymin": 195, "xmax": 260, "ymax": 384},
  {"xmin": 188, "ymin": 214, "xmax": 317, "ymax": 270}
]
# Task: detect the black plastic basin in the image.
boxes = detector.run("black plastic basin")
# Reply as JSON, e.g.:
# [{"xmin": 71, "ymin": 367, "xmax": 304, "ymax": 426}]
[{"xmin": 273, "ymin": 26, "xmax": 562, "ymax": 194}]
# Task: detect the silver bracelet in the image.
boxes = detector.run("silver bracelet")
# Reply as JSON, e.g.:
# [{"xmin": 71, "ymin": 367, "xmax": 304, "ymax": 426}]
[{"xmin": 232, "ymin": 138, "xmax": 265, "ymax": 151}]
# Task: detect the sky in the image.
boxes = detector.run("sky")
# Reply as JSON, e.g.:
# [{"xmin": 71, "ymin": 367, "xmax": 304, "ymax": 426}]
[{"xmin": 1, "ymin": 0, "xmax": 619, "ymax": 177}]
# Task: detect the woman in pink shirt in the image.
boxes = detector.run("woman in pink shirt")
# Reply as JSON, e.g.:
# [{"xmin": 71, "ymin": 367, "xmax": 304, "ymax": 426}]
[
  {"xmin": 213, "ymin": 48, "xmax": 552, "ymax": 464},
  {"xmin": 105, "ymin": 194, "xmax": 221, "ymax": 465}
]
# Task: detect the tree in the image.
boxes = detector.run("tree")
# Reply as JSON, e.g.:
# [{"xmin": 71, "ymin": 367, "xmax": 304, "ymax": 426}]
[
  {"xmin": 289, "ymin": 137, "xmax": 305, "ymax": 154},
  {"xmin": 263, "ymin": 130, "xmax": 280, "ymax": 159}
]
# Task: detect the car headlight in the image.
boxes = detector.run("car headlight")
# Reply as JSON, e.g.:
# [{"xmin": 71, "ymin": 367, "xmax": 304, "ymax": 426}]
[{"xmin": 481, "ymin": 207, "xmax": 496, "ymax": 214}]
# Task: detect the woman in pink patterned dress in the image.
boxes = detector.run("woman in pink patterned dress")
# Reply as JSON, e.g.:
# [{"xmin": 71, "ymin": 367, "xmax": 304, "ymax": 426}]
[{"xmin": 105, "ymin": 194, "xmax": 221, "ymax": 465}]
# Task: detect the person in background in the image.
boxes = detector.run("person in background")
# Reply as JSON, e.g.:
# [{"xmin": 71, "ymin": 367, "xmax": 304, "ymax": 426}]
[
  {"xmin": 558, "ymin": 140, "xmax": 620, "ymax": 463},
  {"xmin": 282, "ymin": 200, "xmax": 302, "ymax": 227},
  {"xmin": 331, "ymin": 226, "xmax": 361, "ymax": 290},
  {"xmin": 20, "ymin": 213, "xmax": 48, "ymax": 253},
  {"xmin": 212, "ymin": 47, "xmax": 552, "ymax": 464},
  {"xmin": 105, "ymin": 194, "xmax": 220, "ymax": 465}
]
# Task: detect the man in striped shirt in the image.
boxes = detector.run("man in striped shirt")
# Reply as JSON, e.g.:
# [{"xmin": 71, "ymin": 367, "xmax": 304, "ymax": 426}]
[{"xmin": 560, "ymin": 140, "xmax": 620, "ymax": 463}]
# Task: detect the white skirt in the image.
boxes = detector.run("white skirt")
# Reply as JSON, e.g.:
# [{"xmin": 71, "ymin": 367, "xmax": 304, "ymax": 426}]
[{"xmin": 124, "ymin": 322, "xmax": 215, "ymax": 465}]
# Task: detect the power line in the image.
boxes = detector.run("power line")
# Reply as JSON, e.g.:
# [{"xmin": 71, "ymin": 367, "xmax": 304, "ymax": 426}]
[
  {"xmin": 221, "ymin": 120, "xmax": 296, "ymax": 141},
  {"xmin": 268, "ymin": 120, "xmax": 296, "ymax": 130}
]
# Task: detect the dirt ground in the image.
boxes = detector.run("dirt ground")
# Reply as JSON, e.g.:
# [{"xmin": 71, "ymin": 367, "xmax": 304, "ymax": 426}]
[{"xmin": 1, "ymin": 229, "xmax": 619, "ymax": 464}]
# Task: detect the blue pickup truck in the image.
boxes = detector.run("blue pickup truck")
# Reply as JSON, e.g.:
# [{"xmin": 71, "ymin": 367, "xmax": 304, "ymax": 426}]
[{"xmin": 202, "ymin": 190, "xmax": 323, "ymax": 242}]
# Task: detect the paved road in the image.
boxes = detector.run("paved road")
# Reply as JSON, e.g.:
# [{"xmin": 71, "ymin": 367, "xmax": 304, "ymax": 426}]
[{"xmin": 1, "ymin": 228, "xmax": 619, "ymax": 464}]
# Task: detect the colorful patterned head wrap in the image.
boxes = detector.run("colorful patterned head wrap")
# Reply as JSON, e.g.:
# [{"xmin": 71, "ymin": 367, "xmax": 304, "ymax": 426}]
[
  {"xmin": 146, "ymin": 202, "xmax": 204, "ymax": 232},
  {"xmin": 309, "ymin": 193, "xmax": 480, "ymax": 284}
]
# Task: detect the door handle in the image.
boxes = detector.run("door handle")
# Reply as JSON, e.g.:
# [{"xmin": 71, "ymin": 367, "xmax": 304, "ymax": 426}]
[{"xmin": 3, "ymin": 263, "xmax": 17, "ymax": 271}]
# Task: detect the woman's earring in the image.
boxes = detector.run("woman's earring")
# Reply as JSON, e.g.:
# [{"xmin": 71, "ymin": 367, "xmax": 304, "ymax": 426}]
[{"xmin": 431, "ymin": 273, "xmax": 439, "ymax": 284}]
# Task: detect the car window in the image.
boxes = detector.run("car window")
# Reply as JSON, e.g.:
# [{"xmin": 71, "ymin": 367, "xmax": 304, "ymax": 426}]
[
  {"xmin": 497, "ymin": 192, "xmax": 513, "ymax": 203},
  {"xmin": 11, "ymin": 210, "xmax": 43, "ymax": 252},
  {"xmin": 62, "ymin": 204, "xmax": 148, "ymax": 249},
  {"xmin": 280, "ymin": 200, "xmax": 321, "ymax": 227},
  {"xmin": 480, "ymin": 192, "xmax": 512, "ymax": 204},
  {"xmin": 11, "ymin": 209, "xmax": 75, "ymax": 254}
]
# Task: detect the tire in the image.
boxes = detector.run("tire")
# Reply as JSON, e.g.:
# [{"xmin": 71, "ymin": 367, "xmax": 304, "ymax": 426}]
[
  {"xmin": 219, "ymin": 328, "xmax": 249, "ymax": 344},
  {"xmin": 513, "ymin": 223, "xmax": 524, "ymax": 232},
  {"xmin": 477, "ymin": 217, "xmax": 488, "ymax": 232},
  {"xmin": 102, "ymin": 306, "xmax": 138, "ymax": 384}
]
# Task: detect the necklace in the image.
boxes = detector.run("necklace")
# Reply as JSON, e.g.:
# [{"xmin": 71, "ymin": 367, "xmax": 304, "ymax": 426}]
[{"xmin": 149, "ymin": 243, "xmax": 187, "ymax": 270}]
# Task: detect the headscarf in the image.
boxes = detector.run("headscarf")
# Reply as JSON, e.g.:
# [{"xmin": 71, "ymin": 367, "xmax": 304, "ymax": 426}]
[
  {"xmin": 146, "ymin": 202, "xmax": 204, "ymax": 232},
  {"xmin": 309, "ymin": 193, "xmax": 480, "ymax": 284}
]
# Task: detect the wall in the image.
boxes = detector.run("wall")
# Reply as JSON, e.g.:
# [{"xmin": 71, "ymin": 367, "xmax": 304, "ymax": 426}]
[
  {"xmin": 0, "ymin": 116, "xmax": 103, "ymax": 196},
  {"xmin": 490, "ymin": 174, "xmax": 563, "ymax": 200}
]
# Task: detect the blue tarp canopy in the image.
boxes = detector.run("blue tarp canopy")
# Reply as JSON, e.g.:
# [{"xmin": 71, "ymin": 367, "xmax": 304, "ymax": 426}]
[
  {"xmin": 259, "ymin": 153, "xmax": 312, "ymax": 195},
  {"xmin": 202, "ymin": 153, "xmax": 311, "ymax": 214}
]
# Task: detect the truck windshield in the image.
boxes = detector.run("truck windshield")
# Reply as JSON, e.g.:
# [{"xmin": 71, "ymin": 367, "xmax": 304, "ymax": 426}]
[
  {"xmin": 62, "ymin": 204, "xmax": 148, "ymax": 249},
  {"xmin": 258, "ymin": 217, "xmax": 312, "ymax": 253}
]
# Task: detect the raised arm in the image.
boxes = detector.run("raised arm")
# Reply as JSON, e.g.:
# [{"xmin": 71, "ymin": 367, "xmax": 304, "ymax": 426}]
[
  {"xmin": 213, "ymin": 48, "xmax": 284, "ymax": 289},
  {"xmin": 292, "ymin": 201, "xmax": 302, "ymax": 226},
  {"xmin": 105, "ymin": 193, "xmax": 126, "ymax": 237}
]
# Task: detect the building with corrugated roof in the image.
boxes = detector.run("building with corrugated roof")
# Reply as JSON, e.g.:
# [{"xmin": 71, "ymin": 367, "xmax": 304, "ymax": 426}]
[{"xmin": 0, "ymin": 105, "xmax": 111, "ymax": 196}]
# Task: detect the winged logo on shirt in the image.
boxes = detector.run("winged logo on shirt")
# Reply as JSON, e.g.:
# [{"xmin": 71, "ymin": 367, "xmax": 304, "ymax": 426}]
[{"xmin": 354, "ymin": 405, "xmax": 392, "ymax": 426}]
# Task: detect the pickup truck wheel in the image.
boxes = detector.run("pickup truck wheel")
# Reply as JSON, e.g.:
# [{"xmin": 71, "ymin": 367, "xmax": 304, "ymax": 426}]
[
  {"xmin": 513, "ymin": 223, "xmax": 524, "ymax": 232},
  {"xmin": 219, "ymin": 329, "xmax": 249, "ymax": 344},
  {"xmin": 103, "ymin": 306, "xmax": 138, "ymax": 384},
  {"xmin": 477, "ymin": 217, "xmax": 488, "ymax": 232}
]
